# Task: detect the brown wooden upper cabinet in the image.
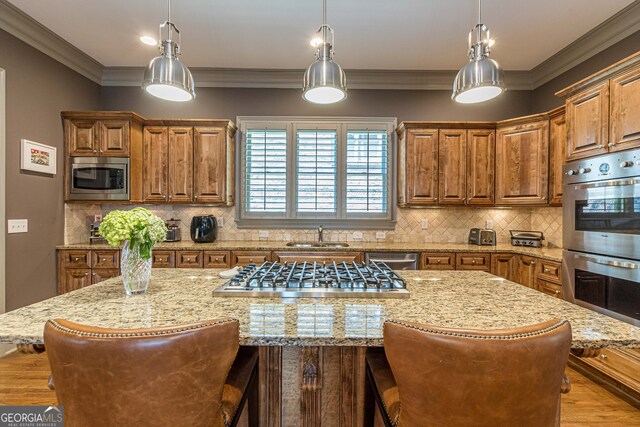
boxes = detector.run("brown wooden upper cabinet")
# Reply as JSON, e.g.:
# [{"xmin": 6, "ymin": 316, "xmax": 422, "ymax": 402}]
[
  {"xmin": 466, "ymin": 129, "xmax": 495, "ymax": 205},
  {"xmin": 548, "ymin": 107, "xmax": 566, "ymax": 206},
  {"xmin": 141, "ymin": 121, "xmax": 235, "ymax": 205},
  {"xmin": 438, "ymin": 129, "xmax": 466, "ymax": 205},
  {"xmin": 63, "ymin": 112, "xmax": 143, "ymax": 157},
  {"xmin": 557, "ymin": 52, "xmax": 640, "ymax": 160},
  {"xmin": 495, "ymin": 116, "xmax": 549, "ymax": 205},
  {"xmin": 398, "ymin": 127, "xmax": 439, "ymax": 206}
]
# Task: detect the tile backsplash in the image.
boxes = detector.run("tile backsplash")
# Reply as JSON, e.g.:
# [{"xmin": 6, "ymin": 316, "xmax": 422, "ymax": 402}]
[{"xmin": 66, "ymin": 204, "xmax": 563, "ymax": 248}]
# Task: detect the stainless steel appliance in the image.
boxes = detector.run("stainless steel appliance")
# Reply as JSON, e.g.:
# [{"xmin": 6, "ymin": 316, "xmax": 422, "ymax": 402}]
[
  {"xmin": 190, "ymin": 215, "xmax": 217, "ymax": 243},
  {"xmin": 563, "ymin": 148, "xmax": 640, "ymax": 259},
  {"xmin": 365, "ymin": 252, "xmax": 418, "ymax": 270},
  {"xmin": 69, "ymin": 157, "xmax": 129, "ymax": 201},
  {"xmin": 164, "ymin": 219, "xmax": 181, "ymax": 242},
  {"xmin": 468, "ymin": 228, "xmax": 497, "ymax": 246},
  {"xmin": 562, "ymin": 148, "xmax": 640, "ymax": 326},
  {"xmin": 89, "ymin": 222, "xmax": 106, "ymax": 244},
  {"xmin": 510, "ymin": 230, "xmax": 544, "ymax": 248},
  {"xmin": 563, "ymin": 250, "xmax": 639, "ymax": 326},
  {"xmin": 212, "ymin": 261, "xmax": 409, "ymax": 298}
]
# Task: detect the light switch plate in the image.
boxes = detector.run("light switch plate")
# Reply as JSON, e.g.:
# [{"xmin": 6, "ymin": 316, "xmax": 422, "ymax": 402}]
[
  {"xmin": 421, "ymin": 219, "xmax": 429, "ymax": 230},
  {"xmin": 259, "ymin": 230, "xmax": 269, "ymax": 238},
  {"xmin": 352, "ymin": 232, "xmax": 363, "ymax": 240},
  {"xmin": 485, "ymin": 220, "xmax": 493, "ymax": 229},
  {"xmin": 217, "ymin": 217, "xmax": 224, "ymax": 227},
  {"xmin": 8, "ymin": 219, "xmax": 28, "ymax": 234},
  {"xmin": 376, "ymin": 231, "xmax": 386, "ymax": 239}
]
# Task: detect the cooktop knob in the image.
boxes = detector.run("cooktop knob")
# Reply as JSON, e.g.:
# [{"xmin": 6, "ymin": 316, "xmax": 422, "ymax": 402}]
[
  {"xmin": 620, "ymin": 161, "xmax": 634, "ymax": 168},
  {"xmin": 566, "ymin": 169, "xmax": 578, "ymax": 176},
  {"xmin": 578, "ymin": 167, "xmax": 591, "ymax": 174}
]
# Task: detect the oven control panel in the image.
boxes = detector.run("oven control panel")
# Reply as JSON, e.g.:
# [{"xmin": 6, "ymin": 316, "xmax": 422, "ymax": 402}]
[{"xmin": 563, "ymin": 147, "xmax": 640, "ymax": 185}]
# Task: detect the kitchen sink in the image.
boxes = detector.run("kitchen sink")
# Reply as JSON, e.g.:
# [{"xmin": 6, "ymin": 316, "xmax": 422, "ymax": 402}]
[{"xmin": 286, "ymin": 242, "xmax": 349, "ymax": 248}]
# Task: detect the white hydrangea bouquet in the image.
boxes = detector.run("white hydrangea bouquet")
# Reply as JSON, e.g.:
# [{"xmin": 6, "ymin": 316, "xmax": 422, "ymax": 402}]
[{"xmin": 99, "ymin": 208, "xmax": 167, "ymax": 295}]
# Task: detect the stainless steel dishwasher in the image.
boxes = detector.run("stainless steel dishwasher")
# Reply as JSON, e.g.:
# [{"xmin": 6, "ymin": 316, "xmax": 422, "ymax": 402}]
[{"xmin": 365, "ymin": 252, "xmax": 418, "ymax": 270}]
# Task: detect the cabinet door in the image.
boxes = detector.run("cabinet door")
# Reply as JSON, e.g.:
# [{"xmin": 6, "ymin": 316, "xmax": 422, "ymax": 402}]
[
  {"xmin": 549, "ymin": 112, "xmax": 566, "ymax": 206},
  {"xmin": 193, "ymin": 127, "xmax": 227, "ymax": 204},
  {"xmin": 490, "ymin": 253, "xmax": 518, "ymax": 282},
  {"xmin": 231, "ymin": 251, "xmax": 273, "ymax": 267},
  {"xmin": 610, "ymin": 66, "xmax": 640, "ymax": 152},
  {"xmin": 405, "ymin": 130, "xmax": 439, "ymax": 205},
  {"xmin": 92, "ymin": 268, "xmax": 120, "ymax": 284},
  {"xmin": 495, "ymin": 120, "xmax": 549, "ymax": 205},
  {"xmin": 175, "ymin": 251, "xmax": 204, "ymax": 268},
  {"xmin": 517, "ymin": 255, "xmax": 537, "ymax": 289},
  {"xmin": 59, "ymin": 268, "xmax": 92, "ymax": 294},
  {"xmin": 455, "ymin": 253, "xmax": 490, "ymax": 271},
  {"xmin": 467, "ymin": 129, "xmax": 495, "ymax": 205},
  {"xmin": 100, "ymin": 120, "xmax": 130, "ymax": 156},
  {"xmin": 438, "ymin": 129, "xmax": 466, "ymax": 205},
  {"xmin": 566, "ymin": 82, "xmax": 609, "ymax": 160},
  {"xmin": 67, "ymin": 119, "xmax": 98, "ymax": 156},
  {"xmin": 142, "ymin": 127, "xmax": 169, "ymax": 202},
  {"xmin": 152, "ymin": 250, "xmax": 175, "ymax": 268},
  {"xmin": 167, "ymin": 127, "xmax": 194, "ymax": 203}
]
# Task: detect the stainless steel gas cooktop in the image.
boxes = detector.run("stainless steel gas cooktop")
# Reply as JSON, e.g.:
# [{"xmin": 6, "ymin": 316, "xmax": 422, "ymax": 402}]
[{"xmin": 212, "ymin": 261, "xmax": 410, "ymax": 299}]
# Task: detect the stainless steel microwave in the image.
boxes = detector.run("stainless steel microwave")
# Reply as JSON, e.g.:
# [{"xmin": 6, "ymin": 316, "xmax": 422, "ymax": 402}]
[{"xmin": 68, "ymin": 157, "xmax": 129, "ymax": 201}]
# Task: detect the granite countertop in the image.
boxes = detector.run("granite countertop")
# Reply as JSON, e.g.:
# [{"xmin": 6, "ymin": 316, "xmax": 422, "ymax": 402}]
[
  {"xmin": 0, "ymin": 269, "xmax": 637, "ymax": 348},
  {"xmin": 58, "ymin": 241, "xmax": 564, "ymax": 262}
]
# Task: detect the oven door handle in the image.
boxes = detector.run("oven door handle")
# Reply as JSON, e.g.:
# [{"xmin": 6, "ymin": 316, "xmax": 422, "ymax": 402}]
[
  {"xmin": 574, "ymin": 254, "xmax": 640, "ymax": 270},
  {"xmin": 574, "ymin": 179, "xmax": 640, "ymax": 190}
]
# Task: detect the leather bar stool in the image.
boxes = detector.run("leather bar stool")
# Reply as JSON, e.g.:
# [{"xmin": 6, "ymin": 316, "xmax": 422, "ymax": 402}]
[
  {"xmin": 365, "ymin": 318, "xmax": 572, "ymax": 427},
  {"xmin": 44, "ymin": 317, "xmax": 258, "ymax": 427}
]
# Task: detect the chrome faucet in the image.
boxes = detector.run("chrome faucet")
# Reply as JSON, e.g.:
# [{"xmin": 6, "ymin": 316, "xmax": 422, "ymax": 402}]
[{"xmin": 318, "ymin": 225, "xmax": 324, "ymax": 243}]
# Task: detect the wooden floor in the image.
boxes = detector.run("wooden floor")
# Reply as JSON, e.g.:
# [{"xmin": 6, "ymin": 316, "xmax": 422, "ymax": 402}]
[{"xmin": 0, "ymin": 352, "xmax": 638, "ymax": 426}]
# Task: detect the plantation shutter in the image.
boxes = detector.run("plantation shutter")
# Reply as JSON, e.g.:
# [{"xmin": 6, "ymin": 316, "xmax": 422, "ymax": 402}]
[
  {"xmin": 346, "ymin": 130, "xmax": 388, "ymax": 213},
  {"xmin": 296, "ymin": 129, "xmax": 337, "ymax": 213},
  {"xmin": 245, "ymin": 129, "xmax": 287, "ymax": 212}
]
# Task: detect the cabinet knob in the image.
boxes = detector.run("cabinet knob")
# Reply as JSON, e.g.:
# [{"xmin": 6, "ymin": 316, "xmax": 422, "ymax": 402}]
[
  {"xmin": 102, "ymin": 258, "xmax": 106, "ymax": 262},
  {"xmin": 436, "ymin": 260, "xmax": 441, "ymax": 264},
  {"xmin": 554, "ymin": 290, "xmax": 560, "ymax": 295},
  {"xmin": 249, "ymin": 258, "xmax": 254, "ymax": 262},
  {"xmin": 74, "ymin": 257, "xmax": 79, "ymax": 261},
  {"xmin": 85, "ymin": 272, "xmax": 89, "ymax": 276},
  {"xmin": 168, "ymin": 195, "xmax": 172, "ymax": 200},
  {"xmin": 599, "ymin": 354, "xmax": 607, "ymax": 360},
  {"xmin": 544, "ymin": 268, "xmax": 550, "ymax": 273},
  {"xmin": 530, "ymin": 261, "xmax": 536, "ymax": 266},
  {"xmin": 472, "ymin": 259, "xmax": 476, "ymax": 264},
  {"xmin": 92, "ymin": 272, "xmax": 96, "ymax": 276},
  {"xmin": 608, "ymin": 143, "xmax": 614, "ymax": 148},
  {"xmin": 194, "ymin": 195, "xmax": 198, "ymax": 200}
]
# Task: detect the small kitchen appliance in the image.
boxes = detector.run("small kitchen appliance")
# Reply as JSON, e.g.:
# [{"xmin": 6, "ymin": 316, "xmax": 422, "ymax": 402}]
[
  {"xmin": 89, "ymin": 222, "xmax": 106, "ymax": 244},
  {"xmin": 164, "ymin": 219, "xmax": 181, "ymax": 242},
  {"xmin": 510, "ymin": 230, "xmax": 544, "ymax": 247},
  {"xmin": 190, "ymin": 215, "xmax": 217, "ymax": 243},
  {"xmin": 468, "ymin": 228, "xmax": 497, "ymax": 246},
  {"xmin": 68, "ymin": 157, "xmax": 129, "ymax": 201}
]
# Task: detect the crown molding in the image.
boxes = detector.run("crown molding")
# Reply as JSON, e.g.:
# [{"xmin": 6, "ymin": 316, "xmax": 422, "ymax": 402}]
[
  {"xmin": 531, "ymin": 0, "xmax": 640, "ymax": 88},
  {"xmin": 102, "ymin": 67, "xmax": 534, "ymax": 90},
  {"xmin": 0, "ymin": 0, "xmax": 103, "ymax": 84}
]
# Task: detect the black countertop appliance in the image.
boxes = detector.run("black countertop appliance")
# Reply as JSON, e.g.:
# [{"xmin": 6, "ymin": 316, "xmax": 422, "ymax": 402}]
[{"xmin": 190, "ymin": 215, "xmax": 217, "ymax": 243}]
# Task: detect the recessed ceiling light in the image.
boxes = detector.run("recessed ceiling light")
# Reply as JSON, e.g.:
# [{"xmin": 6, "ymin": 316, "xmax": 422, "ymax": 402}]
[
  {"xmin": 139, "ymin": 35, "xmax": 157, "ymax": 46},
  {"xmin": 310, "ymin": 37, "xmax": 323, "ymax": 48}
]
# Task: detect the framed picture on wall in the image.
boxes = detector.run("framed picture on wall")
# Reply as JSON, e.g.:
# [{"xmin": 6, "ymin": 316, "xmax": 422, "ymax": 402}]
[{"xmin": 20, "ymin": 139, "xmax": 57, "ymax": 175}]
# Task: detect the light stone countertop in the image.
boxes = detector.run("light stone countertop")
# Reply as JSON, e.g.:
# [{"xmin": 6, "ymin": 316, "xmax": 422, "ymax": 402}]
[
  {"xmin": 0, "ymin": 269, "xmax": 637, "ymax": 348},
  {"xmin": 58, "ymin": 241, "xmax": 564, "ymax": 262}
]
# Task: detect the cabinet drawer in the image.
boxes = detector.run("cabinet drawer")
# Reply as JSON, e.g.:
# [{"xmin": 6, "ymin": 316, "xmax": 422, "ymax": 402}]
[
  {"xmin": 204, "ymin": 251, "xmax": 230, "ymax": 268},
  {"xmin": 60, "ymin": 250, "xmax": 91, "ymax": 268},
  {"xmin": 152, "ymin": 250, "xmax": 175, "ymax": 268},
  {"xmin": 231, "ymin": 251, "xmax": 272, "ymax": 267},
  {"xmin": 455, "ymin": 253, "xmax": 491, "ymax": 271},
  {"xmin": 536, "ymin": 278, "xmax": 563, "ymax": 299},
  {"xmin": 91, "ymin": 268, "xmax": 120, "ymax": 284},
  {"xmin": 582, "ymin": 349, "xmax": 640, "ymax": 394},
  {"xmin": 273, "ymin": 251, "xmax": 363, "ymax": 264},
  {"xmin": 91, "ymin": 250, "xmax": 120, "ymax": 269},
  {"xmin": 175, "ymin": 251, "xmax": 203, "ymax": 268},
  {"xmin": 420, "ymin": 253, "xmax": 455, "ymax": 270},
  {"xmin": 537, "ymin": 259, "xmax": 561, "ymax": 284}
]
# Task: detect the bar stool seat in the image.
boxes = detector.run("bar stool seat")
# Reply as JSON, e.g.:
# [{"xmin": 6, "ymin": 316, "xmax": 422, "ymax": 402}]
[{"xmin": 44, "ymin": 317, "xmax": 258, "ymax": 427}]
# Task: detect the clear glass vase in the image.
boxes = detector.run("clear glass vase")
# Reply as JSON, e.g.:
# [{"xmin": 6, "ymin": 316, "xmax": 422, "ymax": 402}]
[{"xmin": 121, "ymin": 241, "xmax": 152, "ymax": 296}]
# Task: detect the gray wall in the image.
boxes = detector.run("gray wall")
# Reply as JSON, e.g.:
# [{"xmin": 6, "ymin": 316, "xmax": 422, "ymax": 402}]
[
  {"xmin": 0, "ymin": 29, "xmax": 101, "ymax": 310},
  {"xmin": 532, "ymin": 31, "xmax": 640, "ymax": 113},
  {"xmin": 102, "ymin": 87, "xmax": 532, "ymax": 123}
]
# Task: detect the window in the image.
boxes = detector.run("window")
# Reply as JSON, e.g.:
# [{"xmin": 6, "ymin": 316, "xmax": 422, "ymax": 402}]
[{"xmin": 238, "ymin": 117, "xmax": 396, "ymax": 229}]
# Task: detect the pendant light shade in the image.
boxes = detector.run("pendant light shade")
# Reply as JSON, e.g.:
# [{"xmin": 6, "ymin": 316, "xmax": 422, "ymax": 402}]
[
  {"xmin": 302, "ymin": 0, "xmax": 347, "ymax": 104},
  {"xmin": 452, "ymin": 0, "xmax": 505, "ymax": 104},
  {"xmin": 142, "ymin": 1, "xmax": 195, "ymax": 102}
]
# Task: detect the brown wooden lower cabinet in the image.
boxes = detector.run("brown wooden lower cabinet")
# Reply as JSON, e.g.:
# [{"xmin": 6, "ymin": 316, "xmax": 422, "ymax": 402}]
[
  {"xmin": 175, "ymin": 251, "xmax": 204, "ymax": 268},
  {"xmin": 517, "ymin": 255, "xmax": 538, "ymax": 289},
  {"xmin": 91, "ymin": 268, "xmax": 120, "ymax": 284},
  {"xmin": 91, "ymin": 250, "xmax": 119, "ymax": 269},
  {"xmin": 420, "ymin": 253, "xmax": 455, "ymax": 270},
  {"xmin": 536, "ymin": 278, "xmax": 563, "ymax": 298},
  {"xmin": 231, "ymin": 251, "xmax": 273, "ymax": 267},
  {"xmin": 58, "ymin": 249, "xmax": 121, "ymax": 294},
  {"xmin": 58, "ymin": 268, "xmax": 92, "ymax": 294},
  {"xmin": 537, "ymin": 259, "xmax": 562, "ymax": 284},
  {"xmin": 273, "ymin": 251, "xmax": 363, "ymax": 264},
  {"xmin": 455, "ymin": 253, "xmax": 490, "ymax": 271},
  {"xmin": 204, "ymin": 251, "xmax": 230, "ymax": 268},
  {"xmin": 490, "ymin": 253, "xmax": 518, "ymax": 281},
  {"xmin": 152, "ymin": 250, "xmax": 175, "ymax": 268}
]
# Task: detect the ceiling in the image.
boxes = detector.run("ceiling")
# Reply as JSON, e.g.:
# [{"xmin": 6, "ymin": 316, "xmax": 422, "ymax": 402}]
[{"xmin": 7, "ymin": 0, "xmax": 636, "ymax": 71}]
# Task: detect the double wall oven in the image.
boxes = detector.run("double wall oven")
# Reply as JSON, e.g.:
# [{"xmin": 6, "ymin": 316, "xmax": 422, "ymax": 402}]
[{"xmin": 563, "ymin": 148, "xmax": 640, "ymax": 326}]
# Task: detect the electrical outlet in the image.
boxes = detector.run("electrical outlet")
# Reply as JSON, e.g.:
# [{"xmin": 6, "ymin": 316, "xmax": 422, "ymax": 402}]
[
  {"xmin": 217, "ymin": 217, "xmax": 224, "ymax": 227},
  {"xmin": 259, "ymin": 230, "xmax": 269, "ymax": 238},
  {"xmin": 376, "ymin": 231, "xmax": 386, "ymax": 240},
  {"xmin": 94, "ymin": 214, "xmax": 102, "ymax": 222},
  {"xmin": 8, "ymin": 219, "xmax": 28, "ymax": 234},
  {"xmin": 485, "ymin": 220, "xmax": 493, "ymax": 229},
  {"xmin": 421, "ymin": 219, "xmax": 429, "ymax": 230},
  {"xmin": 352, "ymin": 231, "xmax": 363, "ymax": 240}
]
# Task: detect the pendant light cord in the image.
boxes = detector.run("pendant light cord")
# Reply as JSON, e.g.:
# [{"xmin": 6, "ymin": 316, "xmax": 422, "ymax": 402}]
[
  {"xmin": 478, "ymin": 0, "xmax": 482, "ymax": 25},
  {"xmin": 322, "ymin": 0, "xmax": 328, "ymax": 43}
]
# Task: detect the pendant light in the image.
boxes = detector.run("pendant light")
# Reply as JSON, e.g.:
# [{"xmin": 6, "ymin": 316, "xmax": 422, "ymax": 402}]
[
  {"xmin": 302, "ymin": 0, "xmax": 347, "ymax": 104},
  {"xmin": 142, "ymin": 0, "xmax": 195, "ymax": 102},
  {"xmin": 452, "ymin": 0, "xmax": 505, "ymax": 104}
]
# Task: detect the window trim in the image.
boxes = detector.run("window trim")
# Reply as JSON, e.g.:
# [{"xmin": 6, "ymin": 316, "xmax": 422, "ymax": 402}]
[{"xmin": 236, "ymin": 116, "xmax": 397, "ymax": 230}]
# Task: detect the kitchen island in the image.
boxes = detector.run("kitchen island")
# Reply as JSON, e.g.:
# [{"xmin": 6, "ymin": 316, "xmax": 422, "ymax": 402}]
[{"xmin": 1, "ymin": 269, "xmax": 638, "ymax": 425}]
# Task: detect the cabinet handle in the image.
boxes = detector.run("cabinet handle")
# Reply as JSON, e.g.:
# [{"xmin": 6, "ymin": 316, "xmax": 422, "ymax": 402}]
[
  {"xmin": 85, "ymin": 272, "xmax": 89, "ymax": 276},
  {"xmin": 530, "ymin": 261, "xmax": 536, "ymax": 266},
  {"xmin": 599, "ymin": 354, "xmax": 607, "ymax": 360},
  {"xmin": 92, "ymin": 272, "xmax": 96, "ymax": 276},
  {"xmin": 544, "ymin": 268, "xmax": 550, "ymax": 273},
  {"xmin": 194, "ymin": 195, "xmax": 198, "ymax": 200},
  {"xmin": 554, "ymin": 290, "xmax": 560, "ymax": 295}
]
